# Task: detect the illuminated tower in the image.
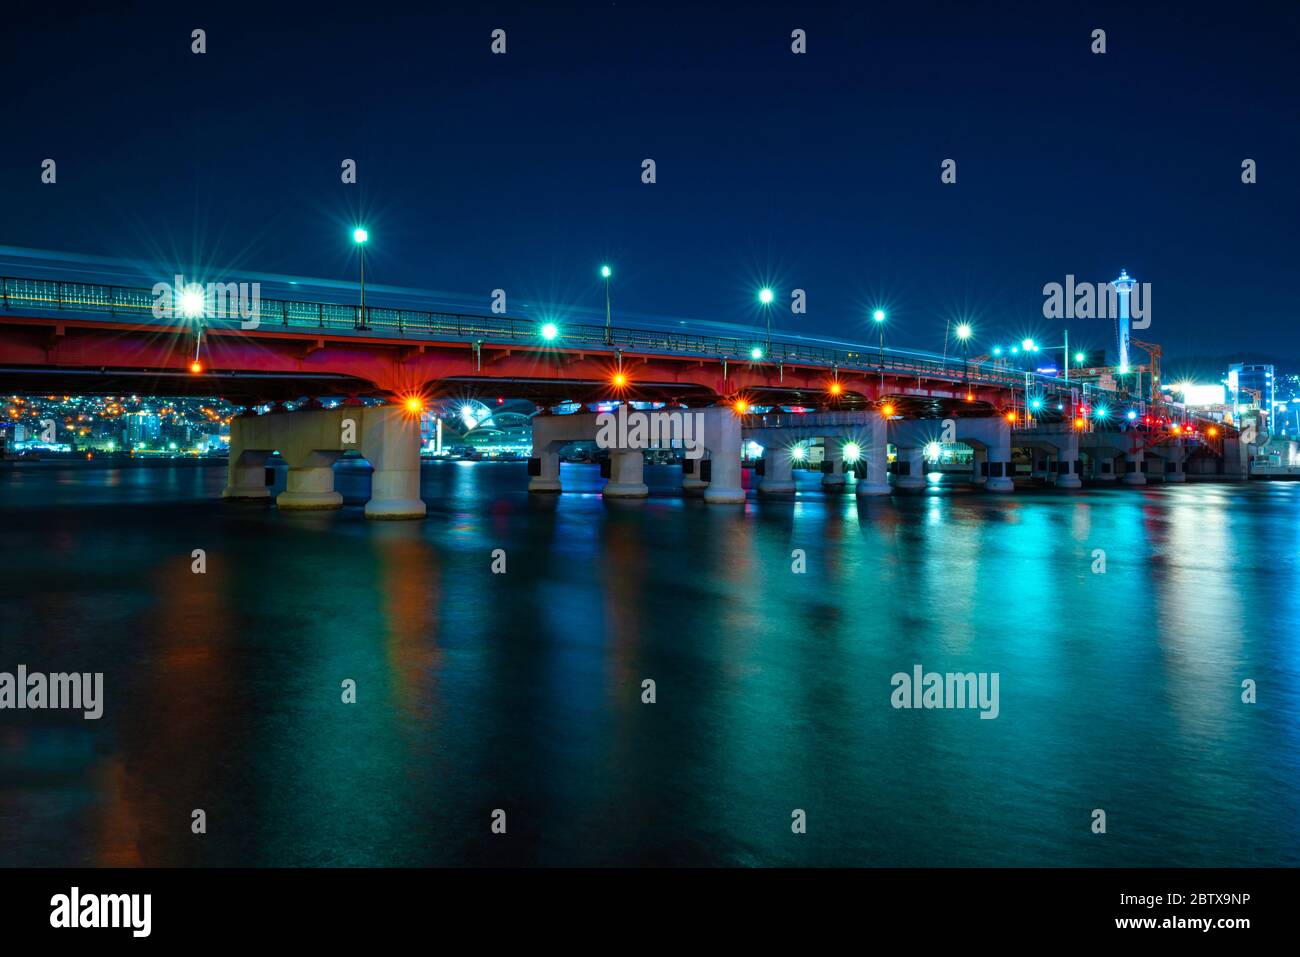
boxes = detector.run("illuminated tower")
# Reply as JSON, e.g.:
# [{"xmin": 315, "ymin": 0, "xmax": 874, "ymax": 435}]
[{"xmin": 1112, "ymin": 268, "xmax": 1135, "ymax": 373}]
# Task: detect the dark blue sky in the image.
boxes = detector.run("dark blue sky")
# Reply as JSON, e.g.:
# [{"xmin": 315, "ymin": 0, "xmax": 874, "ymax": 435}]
[{"xmin": 3, "ymin": 1, "xmax": 1297, "ymax": 376}]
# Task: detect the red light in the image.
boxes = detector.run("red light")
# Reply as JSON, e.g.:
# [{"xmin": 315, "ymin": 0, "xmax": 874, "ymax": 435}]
[{"xmin": 497, "ymin": 397, "xmax": 504, "ymax": 404}]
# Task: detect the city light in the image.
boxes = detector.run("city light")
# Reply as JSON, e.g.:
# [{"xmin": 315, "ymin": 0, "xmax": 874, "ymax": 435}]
[
  {"xmin": 881, "ymin": 402, "xmax": 895, "ymax": 418},
  {"xmin": 1208, "ymin": 426, "xmax": 1219, "ymax": 437},
  {"xmin": 790, "ymin": 444, "xmax": 807, "ymax": 462},
  {"xmin": 1030, "ymin": 398, "xmax": 1043, "ymax": 410},
  {"xmin": 751, "ymin": 346, "xmax": 764, "ymax": 360},
  {"xmin": 842, "ymin": 442, "xmax": 861, "ymax": 463},
  {"xmin": 600, "ymin": 264, "xmax": 612, "ymax": 279},
  {"xmin": 540, "ymin": 322, "xmax": 559, "ymax": 340},
  {"xmin": 403, "ymin": 396, "xmax": 423, "ymax": 414},
  {"xmin": 1127, "ymin": 410, "xmax": 1137, "ymax": 420},
  {"xmin": 612, "ymin": 372, "xmax": 627, "ymax": 387},
  {"xmin": 1075, "ymin": 352, "xmax": 1086, "ymax": 364},
  {"xmin": 1021, "ymin": 338, "xmax": 1034, "ymax": 351},
  {"xmin": 925, "ymin": 441, "xmax": 941, "ymax": 461},
  {"xmin": 353, "ymin": 227, "xmax": 368, "ymax": 244},
  {"xmin": 873, "ymin": 309, "xmax": 886, "ymax": 323},
  {"xmin": 189, "ymin": 360, "xmax": 203, "ymax": 374},
  {"xmin": 956, "ymin": 323, "xmax": 972, "ymax": 340},
  {"xmin": 828, "ymin": 381, "xmax": 843, "ymax": 396},
  {"xmin": 1074, "ymin": 417, "xmax": 1086, "ymax": 429},
  {"xmin": 1005, "ymin": 411, "xmax": 1016, "ymax": 423},
  {"xmin": 1094, "ymin": 405, "xmax": 1110, "ymax": 420},
  {"xmin": 734, "ymin": 399, "xmax": 749, "ymax": 414},
  {"xmin": 758, "ymin": 288, "xmax": 774, "ymax": 305},
  {"xmin": 992, "ymin": 346, "xmax": 1003, "ymax": 356}
]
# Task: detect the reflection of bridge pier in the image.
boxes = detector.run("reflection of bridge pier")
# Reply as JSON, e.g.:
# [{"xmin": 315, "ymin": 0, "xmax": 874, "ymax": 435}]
[{"xmin": 224, "ymin": 405, "xmax": 426, "ymax": 518}]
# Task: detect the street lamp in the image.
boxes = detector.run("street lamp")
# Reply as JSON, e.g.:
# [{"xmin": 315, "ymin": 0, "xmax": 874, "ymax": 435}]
[
  {"xmin": 758, "ymin": 287, "xmax": 774, "ymax": 354},
  {"xmin": 353, "ymin": 227, "xmax": 369, "ymax": 330},
  {"xmin": 956, "ymin": 322, "xmax": 972, "ymax": 387},
  {"xmin": 600, "ymin": 265, "xmax": 613, "ymax": 344}
]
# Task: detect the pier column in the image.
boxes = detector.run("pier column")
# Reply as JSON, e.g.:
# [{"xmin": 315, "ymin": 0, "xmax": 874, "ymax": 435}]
[
  {"xmin": 702, "ymin": 406, "xmax": 745, "ymax": 504},
  {"xmin": 360, "ymin": 405, "xmax": 427, "ymax": 519},
  {"xmin": 970, "ymin": 447, "xmax": 988, "ymax": 487},
  {"xmin": 758, "ymin": 444, "xmax": 796, "ymax": 495},
  {"xmin": 856, "ymin": 418, "xmax": 890, "ymax": 496},
  {"xmin": 1164, "ymin": 441, "xmax": 1186, "ymax": 482},
  {"xmin": 604, "ymin": 449, "xmax": 649, "ymax": 498},
  {"xmin": 681, "ymin": 457, "xmax": 709, "ymax": 493},
  {"xmin": 1123, "ymin": 449, "xmax": 1147, "ymax": 485},
  {"xmin": 528, "ymin": 414, "xmax": 563, "ymax": 493},
  {"xmin": 223, "ymin": 448, "xmax": 271, "ymax": 499},
  {"xmin": 1056, "ymin": 434, "xmax": 1082, "ymax": 489},
  {"xmin": 277, "ymin": 450, "xmax": 343, "ymax": 509},
  {"xmin": 986, "ymin": 426, "xmax": 1014, "ymax": 492},
  {"xmin": 821, "ymin": 440, "xmax": 846, "ymax": 488},
  {"xmin": 893, "ymin": 446, "xmax": 927, "ymax": 491},
  {"xmin": 1094, "ymin": 453, "xmax": 1117, "ymax": 481}
]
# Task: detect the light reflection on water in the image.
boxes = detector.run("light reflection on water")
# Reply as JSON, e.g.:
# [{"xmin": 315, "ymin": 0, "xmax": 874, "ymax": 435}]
[{"xmin": 0, "ymin": 459, "xmax": 1297, "ymax": 866}]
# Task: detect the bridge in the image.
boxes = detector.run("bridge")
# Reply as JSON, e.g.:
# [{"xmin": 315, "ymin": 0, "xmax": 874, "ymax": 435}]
[{"xmin": 0, "ymin": 272, "xmax": 1244, "ymax": 517}]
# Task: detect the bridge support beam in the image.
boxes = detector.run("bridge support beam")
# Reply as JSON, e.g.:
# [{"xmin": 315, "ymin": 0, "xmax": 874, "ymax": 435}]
[
  {"xmin": 758, "ymin": 445, "xmax": 796, "ymax": 495},
  {"xmin": 681, "ymin": 458, "xmax": 709, "ymax": 494},
  {"xmin": 1164, "ymin": 441, "xmax": 1186, "ymax": 482},
  {"xmin": 604, "ymin": 449, "xmax": 649, "ymax": 498}
]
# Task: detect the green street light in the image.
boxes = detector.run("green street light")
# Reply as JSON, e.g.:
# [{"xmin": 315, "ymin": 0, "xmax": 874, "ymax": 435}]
[
  {"xmin": 600, "ymin": 265, "xmax": 613, "ymax": 344},
  {"xmin": 1075, "ymin": 351, "xmax": 1086, "ymax": 364},
  {"xmin": 353, "ymin": 227, "xmax": 369, "ymax": 329}
]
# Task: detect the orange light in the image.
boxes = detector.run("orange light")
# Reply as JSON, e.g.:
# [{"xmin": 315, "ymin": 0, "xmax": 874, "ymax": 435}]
[
  {"xmin": 828, "ymin": 381, "xmax": 843, "ymax": 396},
  {"xmin": 734, "ymin": 399, "xmax": 749, "ymax": 414},
  {"xmin": 612, "ymin": 372, "xmax": 627, "ymax": 387},
  {"xmin": 1171, "ymin": 424, "xmax": 1181, "ymax": 435},
  {"xmin": 1207, "ymin": 427, "xmax": 1218, "ymax": 437},
  {"xmin": 965, "ymin": 392, "xmax": 973, "ymax": 402},
  {"xmin": 1073, "ymin": 417, "xmax": 1085, "ymax": 429},
  {"xmin": 189, "ymin": 360, "xmax": 203, "ymax": 374},
  {"xmin": 881, "ymin": 403, "xmax": 895, "ymax": 418},
  {"xmin": 1006, "ymin": 411, "xmax": 1016, "ymax": 423},
  {"xmin": 404, "ymin": 397, "xmax": 424, "ymax": 414}
]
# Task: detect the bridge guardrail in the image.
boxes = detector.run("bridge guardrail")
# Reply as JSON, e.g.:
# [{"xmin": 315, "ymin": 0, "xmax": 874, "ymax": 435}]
[{"xmin": 1, "ymin": 274, "xmax": 1224, "ymax": 432}]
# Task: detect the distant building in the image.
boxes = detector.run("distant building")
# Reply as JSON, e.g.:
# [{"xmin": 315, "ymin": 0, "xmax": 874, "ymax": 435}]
[{"xmin": 1228, "ymin": 363, "xmax": 1275, "ymax": 416}]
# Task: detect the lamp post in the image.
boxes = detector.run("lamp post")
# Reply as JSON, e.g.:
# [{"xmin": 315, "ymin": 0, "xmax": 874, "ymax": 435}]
[
  {"xmin": 956, "ymin": 322, "xmax": 972, "ymax": 391},
  {"xmin": 873, "ymin": 309, "xmax": 886, "ymax": 387},
  {"xmin": 600, "ymin": 264, "xmax": 613, "ymax": 345},
  {"xmin": 759, "ymin": 287, "xmax": 774, "ymax": 355},
  {"xmin": 353, "ymin": 227, "xmax": 369, "ymax": 329}
]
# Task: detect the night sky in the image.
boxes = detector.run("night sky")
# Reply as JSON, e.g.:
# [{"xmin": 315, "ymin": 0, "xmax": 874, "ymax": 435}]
[{"xmin": 2, "ymin": 1, "xmax": 1297, "ymax": 374}]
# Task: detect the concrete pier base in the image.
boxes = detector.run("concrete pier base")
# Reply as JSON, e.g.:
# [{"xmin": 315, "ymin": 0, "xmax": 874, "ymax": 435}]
[
  {"xmin": 1123, "ymin": 452, "xmax": 1147, "ymax": 485},
  {"xmin": 223, "ymin": 447, "xmax": 271, "ymax": 500},
  {"xmin": 758, "ymin": 445, "xmax": 796, "ymax": 495},
  {"xmin": 821, "ymin": 442, "xmax": 846, "ymax": 489},
  {"xmin": 604, "ymin": 450, "xmax": 649, "ymax": 498},
  {"xmin": 893, "ymin": 446, "xmax": 926, "ymax": 491}
]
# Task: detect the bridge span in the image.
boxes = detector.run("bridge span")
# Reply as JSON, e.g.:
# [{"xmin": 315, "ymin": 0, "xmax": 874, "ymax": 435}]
[{"xmin": 2, "ymin": 273, "xmax": 1243, "ymax": 517}]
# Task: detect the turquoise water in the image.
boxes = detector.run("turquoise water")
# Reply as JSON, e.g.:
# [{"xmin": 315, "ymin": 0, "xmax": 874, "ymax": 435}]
[{"xmin": 1, "ymin": 460, "xmax": 1297, "ymax": 866}]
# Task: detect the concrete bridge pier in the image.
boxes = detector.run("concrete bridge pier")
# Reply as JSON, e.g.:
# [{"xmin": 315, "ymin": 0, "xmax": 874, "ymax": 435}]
[
  {"xmin": 1163, "ymin": 441, "xmax": 1186, "ymax": 482},
  {"xmin": 822, "ymin": 441, "xmax": 846, "ymax": 489},
  {"xmin": 970, "ymin": 448, "xmax": 988, "ymax": 487},
  {"xmin": 278, "ymin": 450, "xmax": 344, "ymax": 509},
  {"xmin": 223, "ymin": 405, "xmax": 425, "ymax": 518},
  {"xmin": 1123, "ymin": 449, "xmax": 1147, "ymax": 485},
  {"xmin": 892, "ymin": 446, "xmax": 927, "ymax": 491},
  {"xmin": 855, "ymin": 419, "xmax": 891, "ymax": 496},
  {"xmin": 604, "ymin": 450, "xmax": 649, "ymax": 498},
  {"xmin": 681, "ymin": 459, "xmax": 709, "ymax": 494},
  {"xmin": 223, "ymin": 445, "xmax": 272, "ymax": 500},
  {"xmin": 702, "ymin": 406, "xmax": 745, "ymax": 504},
  {"xmin": 758, "ymin": 444, "xmax": 797, "ymax": 495},
  {"xmin": 360, "ymin": 406, "xmax": 427, "ymax": 518}
]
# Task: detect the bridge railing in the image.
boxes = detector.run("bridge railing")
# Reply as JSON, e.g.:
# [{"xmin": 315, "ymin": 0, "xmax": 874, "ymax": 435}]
[{"xmin": 4, "ymin": 273, "xmax": 1214, "ymax": 427}]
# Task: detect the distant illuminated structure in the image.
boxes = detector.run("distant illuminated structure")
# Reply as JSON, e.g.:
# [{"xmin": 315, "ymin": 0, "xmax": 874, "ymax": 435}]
[{"xmin": 1112, "ymin": 268, "xmax": 1136, "ymax": 374}]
